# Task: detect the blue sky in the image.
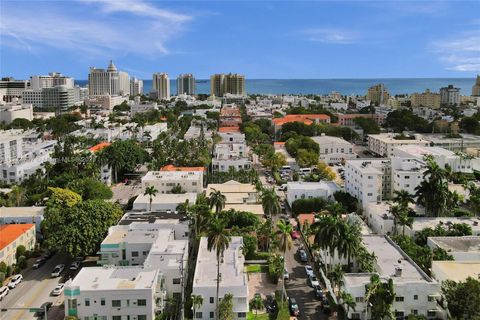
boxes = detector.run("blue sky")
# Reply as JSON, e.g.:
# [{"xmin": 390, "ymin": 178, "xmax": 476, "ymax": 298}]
[{"xmin": 0, "ymin": 0, "xmax": 479, "ymax": 79}]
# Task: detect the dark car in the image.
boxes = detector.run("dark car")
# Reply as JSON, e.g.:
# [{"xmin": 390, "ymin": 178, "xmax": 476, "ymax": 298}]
[
  {"xmin": 288, "ymin": 297, "xmax": 300, "ymax": 316},
  {"xmin": 32, "ymin": 257, "xmax": 46, "ymax": 269},
  {"xmin": 34, "ymin": 302, "xmax": 53, "ymax": 317},
  {"xmin": 45, "ymin": 250, "xmax": 56, "ymax": 259},
  {"xmin": 322, "ymin": 297, "xmax": 331, "ymax": 313},
  {"xmin": 313, "ymin": 285, "xmax": 324, "ymax": 300},
  {"xmin": 265, "ymin": 294, "xmax": 277, "ymax": 314},
  {"xmin": 298, "ymin": 249, "xmax": 308, "ymax": 262}
]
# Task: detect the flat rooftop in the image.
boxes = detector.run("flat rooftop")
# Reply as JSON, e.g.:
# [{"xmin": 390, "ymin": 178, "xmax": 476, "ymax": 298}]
[
  {"xmin": 311, "ymin": 135, "xmax": 352, "ymax": 145},
  {"xmin": 428, "ymin": 236, "xmax": 480, "ymax": 253},
  {"xmin": 224, "ymin": 204, "xmax": 264, "ymax": 216},
  {"xmin": 368, "ymin": 134, "xmax": 429, "ymax": 144},
  {"xmin": 0, "ymin": 206, "xmax": 45, "ymax": 217},
  {"xmin": 412, "ymin": 217, "xmax": 480, "ymax": 233},
  {"xmin": 193, "ymin": 237, "xmax": 247, "ymax": 288},
  {"xmin": 119, "ymin": 212, "xmax": 188, "ymax": 225},
  {"xmin": 394, "ymin": 145, "xmax": 456, "ymax": 158},
  {"xmin": 206, "ymin": 180, "xmax": 256, "ymax": 194},
  {"xmin": 134, "ymin": 193, "xmax": 197, "ymax": 205},
  {"xmin": 69, "ymin": 266, "xmax": 158, "ymax": 291},
  {"xmin": 346, "ymin": 159, "xmax": 387, "ymax": 175},
  {"xmin": 287, "ymin": 181, "xmax": 339, "ymax": 191},
  {"xmin": 432, "ymin": 261, "xmax": 480, "ymax": 282},
  {"xmin": 142, "ymin": 170, "xmax": 202, "ymax": 181},
  {"xmin": 360, "ymin": 235, "xmax": 433, "ymax": 283}
]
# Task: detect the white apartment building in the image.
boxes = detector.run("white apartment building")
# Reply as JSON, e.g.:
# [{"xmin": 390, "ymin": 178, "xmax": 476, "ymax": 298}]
[
  {"xmin": 0, "ymin": 77, "xmax": 29, "ymax": 102},
  {"xmin": 0, "ymin": 99, "xmax": 33, "ymax": 124},
  {"xmin": 0, "ymin": 129, "xmax": 25, "ymax": 164},
  {"xmin": 74, "ymin": 86, "xmax": 89, "ymax": 103},
  {"xmin": 212, "ymin": 132, "xmax": 251, "ymax": 172},
  {"xmin": 192, "ymin": 237, "xmax": 248, "ymax": 320},
  {"xmin": 286, "ymin": 181, "xmax": 339, "ymax": 207},
  {"xmin": 23, "ymin": 85, "xmax": 76, "ymax": 112},
  {"xmin": 177, "ymin": 74, "xmax": 195, "ymax": 96},
  {"xmin": 152, "ymin": 73, "xmax": 170, "ymax": 100},
  {"xmin": 98, "ymin": 219, "xmax": 189, "ymax": 298},
  {"xmin": 0, "ymin": 206, "xmax": 45, "ymax": 237},
  {"xmin": 344, "ymin": 159, "xmax": 391, "ymax": 205},
  {"xmin": 390, "ymin": 157, "xmax": 426, "ymax": 198},
  {"xmin": 85, "ymin": 95, "xmax": 128, "ymax": 111},
  {"xmin": 367, "ymin": 134, "xmax": 430, "ymax": 157},
  {"xmin": 89, "ymin": 61, "xmax": 130, "ymax": 96},
  {"xmin": 184, "ymin": 124, "xmax": 213, "ymax": 141},
  {"xmin": 404, "ymin": 217, "xmax": 480, "ymax": 238},
  {"xmin": 64, "ymin": 266, "xmax": 163, "ymax": 320},
  {"xmin": 427, "ymin": 236, "xmax": 480, "ymax": 262},
  {"xmin": 133, "ymin": 193, "xmax": 197, "ymax": 212},
  {"xmin": 141, "ymin": 170, "xmax": 204, "ymax": 194},
  {"xmin": 30, "ymin": 72, "xmax": 74, "ymax": 90},
  {"xmin": 311, "ymin": 135, "xmax": 356, "ymax": 164},
  {"xmin": 393, "ymin": 145, "xmax": 480, "ymax": 173},
  {"xmin": 342, "ymin": 235, "xmax": 445, "ymax": 320},
  {"xmin": 440, "ymin": 85, "xmax": 460, "ymax": 105},
  {"xmin": 130, "ymin": 77, "xmax": 144, "ymax": 96}
]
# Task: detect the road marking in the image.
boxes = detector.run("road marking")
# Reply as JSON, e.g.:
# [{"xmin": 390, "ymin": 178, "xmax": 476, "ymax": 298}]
[{"xmin": 10, "ymin": 278, "xmax": 52, "ymax": 320}]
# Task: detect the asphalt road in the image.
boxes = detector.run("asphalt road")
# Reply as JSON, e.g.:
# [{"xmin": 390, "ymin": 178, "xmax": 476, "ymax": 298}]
[
  {"xmin": 110, "ymin": 182, "xmax": 142, "ymax": 205},
  {"xmin": 0, "ymin": 254, "xmax": 72, "ymax": 320}
]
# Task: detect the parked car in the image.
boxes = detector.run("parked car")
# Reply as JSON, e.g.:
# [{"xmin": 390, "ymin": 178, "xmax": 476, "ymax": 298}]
[
  {"xmin": 45, "ymin": 250, "xmax": 56, "ymax": 259},
  {"xmin": 288, "ymin": 297, "xmax": 300, "ymax": 316},
  {"xmin": 313, "ymin": 285, "xmax": 324, "ymax": 300},
  {"xmin": 308, "ymin": 275, "xmax": 320, "ymax": 287},
  {"xmin": 69, "ymin": 261, "xmax": 81, "ymax": 270},
  {"xmin": 34, "ymin": 302, "xmax": 53, "ymax": 317},
  {"xmin": 33, "ymin": 257, "xmax": 46, "ymax": 269},
  {"xmin": 322, "ymin": 297, "xmax": 331, "ymax": 313},
  {"xmin": 0, "ymin": 286, "xmax": 9, "ymax": 300},
  {"xmin": 304, "ymin": 265, "xmax": 314, "ymax": 277},
  {"xmin": 298, "ymin": 249, "xmax": 308, "ymax": 262},
  {"xmin": 265, "ymin": 294, "xmax": 277, "ymax": 314},
  {"xmin": 283, "ymin": 268, "xmax": 289, "ymax": 280},
  {"xmin": 7, "ymin": 274, "xmax": 23, "ymax": 289},
  {"xmin": 52, "ymin": 283, "xmax": 65, "ymax": 296},
  {"xmin": 51, "ymin": 264, "xmax": 65, "ymax": 277},
  {"xmin": 291, "ymin": 230, "xmax": 300, "ymax": 239}
]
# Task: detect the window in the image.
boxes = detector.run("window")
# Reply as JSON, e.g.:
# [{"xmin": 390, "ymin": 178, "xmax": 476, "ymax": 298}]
[
  {"xmin": 85, "ymin": 298, "xmax": 90, "ymax": 306},
  {"xmin": 238, "ymin": 312, "xmax": 246, "ymax": 318},
  {"xmin": 210, "ymin": 312, "xmax": 215, "ymax": 318},
  {"xmin": 132, "ymin": 251, "xmax": 139, "ymax": 257},
  {"xmin": 173, "ymin": 278, "xmax": 181, "ymax": 284},
  {"xmin": 395, "ymin": 311, "xmax": 404, "ymax": 317},
  {"xmin": 395, "ymin": 296, "xmax": 404, "ymax": 302},
  {"xmin": 210, "ymin": 297, "xmax": 214, "ymax": 303},
  {"xmin": 101, "ymin": 298, "xmax": 105, "ymax": 306},
  {"xmin": 138, "ymin": 315, "xmax": 147, "ymax": 320},
  {"xmin": 427, "ymin": 311, "xmax": 436, "ymax": 317},
  {"xmin": 112, "ymin": 300, "xmax": 121, "ymax": 307},
  {"xmin": 113, "ymin": 317, "xmax": 122, "ymax": 320},
  {"xmin": 137, "ymin": 299, "xmax": 147, "ymax": 306},
  {"xmin": 428, "ymin": 296, "xmax": 435, "ymax": 302},
  {"xmin": 367, "ymin": 193, "xmax": 373, "ymax": 196},
  {"xmin": 411, "ymin": 309, "xmax": 418, "ymax": 315},
  {"xmin": 413, "ymin": 295, "xmax": 418, "ymax": 300},
  {"xmin": 195, "ymin": 312, "xmax": 203, "ymax": 319},
  {"xmin": 355, "ymin": 297, "xmax": 364, "ymax": 303}
]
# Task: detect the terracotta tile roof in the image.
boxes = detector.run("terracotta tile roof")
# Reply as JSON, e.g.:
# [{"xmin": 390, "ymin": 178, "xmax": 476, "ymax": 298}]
[
  {"xmin": 218, "ymin": 126, "xmax": 240, "ymax": 133},
  {"xmin": 272, "ymin": 114, "xmax": 330, "ymax": 126},
  {"xmin": 274, "ymin": 142, "xmax": 285, "ymax": 145},
  {"xmin": 160, "ymin": 164, "xmax": 205, "ymax": 172},
  {"xmin": 297, "ymin": 213, "xmax": 315, "ymax": 226},
  {"xmin": 0, "ymin": 224, "xmax": 35, "ymax": 251},
  {"xmin": 88, "ymin": 142, "xmax": 111, "ymax": 153}
]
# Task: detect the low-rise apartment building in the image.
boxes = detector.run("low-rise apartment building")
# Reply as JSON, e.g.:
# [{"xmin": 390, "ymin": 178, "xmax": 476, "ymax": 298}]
[
  {"xmin": 272, "ymin": 114, "xmax": 331, "ymax": 133},
  {"xmin": 64, "ymin": 266, "xmax": 164, "ymax": 320},
  {"xmin": 390, "ymin": 157, "xmax": 426, "ymax": 197},
  {"xmin": 133, "ymin": 193, "xmax": 197, "ymax": 212},
  {"xmin": 367, "ymin": 134, "xmax": 430, "ymax": 157},
  {"xmin": 0, "ymin": 207, "xmax": 45, "ymax": 237},
  {"xmin": 345, "ymin": 159, "xmax": 391, "ymax": 205},
  {"xmin": 142, "ymin": 168, "xmax": 204, "ymax": 194},
  {"xmin": 192, "ymin": 237, "xmax": 248, "ymax": 320},
  {"xmin": 427, "ymin": 236, "xmax": 480, "ymax": 261},
  {"xmin": 311, "ymin": 135, "xmax": 356, "ymax": 164},
  {"xmin": 212, "ymin": 132, "xmax": 251, "ymax": 172},
  {"xmin": 342, "ymin": 235, "xmax": 444, "ymax": 320},
  {"xmin": 336, "ymin": 113, "xmax": 385, "ymax": 126},
  {"xmin": 0, "ymin": 99, "xmax": 33, "ymax": 124},
  {"xmin": 0, "ymin": 224, "xmax": 36, "ymax": 266},
  {"xmin": 286, "ymin": 181, "xmax": 339, "ymax": 207},
  {"xmin": 405, "ymin": 217, "xmax": 480, "ymax": 237}
]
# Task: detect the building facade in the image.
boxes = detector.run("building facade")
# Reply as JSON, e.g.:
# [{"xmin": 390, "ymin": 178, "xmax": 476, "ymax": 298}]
[
  {"xmin": 440, "ymin": 85, "xmax": 460, "ymax": 106},
  {"xmin": 30, "ymin": 72, "xmax": 74, "ymax": 90},
  {"xmin": 141, "ymin": 169, "xmax": 204, "ymax": 194},
  {"xmin": 411, "ymin": 89, "xmax": 441, "ymax": 109},
  {"xmin": 210, "ymin": 73, "xmax": 245, "ymax": 97},
  {"xmin": 88, "ymin": 61, "xmax": 130, "ymax": 96},
  {"xmin": 311, "ymin": 135, "xmax": 356, "ymax": 164},
  {"xmin": 0, "ymin": 77, "xmax": 29, "ymax": 102},
  {"xmin": 472, "ymin": 75, "xmax": 480, "ymax": 97},
  {"xmin": 177, "ymin": 74, "xmax": 195, "ymax": 95},
  {"xmin": 0, "ymin": 99, "xmax": 33, "ymax": 124},
  {"xmin": 367, "ymin": 134, "xmax": 430, "ymax": 157},
  {"xmin": 152, "ymin": 73, "xmax": 170, "ymax": 100},
  {"xmin": 130, "ymin": 77, "xmax": 144, "ymax": 96},
  {"xmin": 0, "ymin": 224, "xmax": 36, "ymax": 266},
  {"xmin": 367, "ymin": 83, "xmax": 390, "ymax": 105}
]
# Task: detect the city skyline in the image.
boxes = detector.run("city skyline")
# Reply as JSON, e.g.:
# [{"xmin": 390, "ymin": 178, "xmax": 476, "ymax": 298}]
[{"xmin": 1, "ymin": 0, "xmax": 479, "ymax": 79}]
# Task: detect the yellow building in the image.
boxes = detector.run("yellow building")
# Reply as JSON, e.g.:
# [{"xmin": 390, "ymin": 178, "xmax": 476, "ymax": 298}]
[
  {"xmin": 210, "ymin": 73, "xmax": 245, "ymax": 97},
  {"xmin": 0, "ymin": 224, "xmax": 36, "ymax": 266},
  {"xmin": 367, "ymin": 83, "xmax": 390, "ymax": 105},
  {"xmin": 472, "ymin": 75, "xmax": 480, "ymax": 97},
  {"xmin": 411, "ymin": 89, "xmax": 441, "ymax": 109}
]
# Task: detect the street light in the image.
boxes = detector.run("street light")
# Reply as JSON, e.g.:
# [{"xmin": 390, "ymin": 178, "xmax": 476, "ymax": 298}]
[{"xmin": 1, "ymin": 305, "xmax": 48, "ymax": 320}]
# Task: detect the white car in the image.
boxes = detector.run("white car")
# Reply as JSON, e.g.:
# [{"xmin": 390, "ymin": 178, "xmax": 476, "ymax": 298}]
[
  {"xmin": 0, "ymin": 286, "xmax": 9, "ymax": 300},
  {"xmin": 283, "ymin": 268, "xmax": 289, "ymax": 280},
  {"xmin": 304, "ymin": 265, "xmax": 314, "ymax": 277},
  {"xmin": 52, "ymin": 283, "xmax": 65, "ymax": 296},
  {"xmin": 69, "ymin": 261, "xmax": 81, "ymax": 270},
  {"xmin": 7, "ymin": 274, "xmax": 23, "ymax": 289},
  {"xmin": 51, "ymin": 264, "xmax": 65, "ymax": 277},
  {"xmin": 308, "ymin": 275, "xmax": 320, "ymax": 287}
]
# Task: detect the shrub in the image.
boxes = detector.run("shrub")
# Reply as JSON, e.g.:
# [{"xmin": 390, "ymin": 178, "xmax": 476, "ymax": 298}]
[
  {"xmin": 0, "ymin": 271, "xmax": 5, "ymax": 284},
  {"xmin": 5, "ymin": 265, "xmax": 12, "ymax": 277},
  {"xmin": 15, "ymin": 245, "xmax": 26, "ymax": 260},
  {"xmin": 17, "ymin": 256, "xmax": 27, "ymax": 269},
  {"xmin": 0, "ymin": 262, "xmax": 6, "ymax": 273},
  {"xmin": 13, "ymin": 265, "xmax": 21, "ymax": 274},
  {"xmin": 291, "ymin": 197, "xmax": 329, "ymax": 215}
]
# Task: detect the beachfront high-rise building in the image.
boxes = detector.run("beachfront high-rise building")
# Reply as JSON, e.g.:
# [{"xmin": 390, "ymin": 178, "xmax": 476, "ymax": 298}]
[
  {"xmin": 210, "ymin": 73, "xmax": 246, "ymax": 97},
  {"xmin": 411, "ymin": 89, "xmax": 441, "ymax": 109},
  {"xmin": 152, "ymin": 73, "xmax": 170, "ymax": 100},
  {"xmin": 30, "ymin": 72, "xmax": 74, "ymax": 90},
  {"xmin": 440, "ymin": 85, "xmax": 460, "ymax": 106},
  {"xmin": 177, "ymin": 74, "xmax": 195, "ymax": 95},
  {"xmin": 88, "ymin": 60, "xmax": 130, "ymax": 96},
  {"xmin": 472, "ymin": 75, "xmax": 480, "ymax": 97},
  {"xmin": 0, "ymin": 77, "xmax": 29, "ymax": 102},
  {"xmin": 367, "ymin": 83, "xmax": 390, "ymax": 105},
  {"xmin": 130, "ymin": 77, "xmax": 143, "ymax": 96}
]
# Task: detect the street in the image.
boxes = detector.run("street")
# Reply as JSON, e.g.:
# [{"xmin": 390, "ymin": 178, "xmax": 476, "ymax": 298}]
[
  {"xmin": 0, "ymin": 254, "xmax": 72, "ymax": 320},
  {"xmin": 110, "ymin": 182, "xmax": 142, "ymax": 205}
]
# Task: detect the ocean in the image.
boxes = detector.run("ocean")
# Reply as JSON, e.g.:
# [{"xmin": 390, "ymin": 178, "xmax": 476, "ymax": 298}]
[{"xmin": 75, "ymin": 78, "xmax": 475, "ymax": 96}]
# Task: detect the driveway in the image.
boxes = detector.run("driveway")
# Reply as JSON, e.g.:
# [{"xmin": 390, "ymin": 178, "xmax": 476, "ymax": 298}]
[
  {"xmin": 0, "ymin": 254, "xmax": 73, "ymax": 320},
  {"xmin": 247, "ymin": 272, "xmax": 279, "ymax": 301}
]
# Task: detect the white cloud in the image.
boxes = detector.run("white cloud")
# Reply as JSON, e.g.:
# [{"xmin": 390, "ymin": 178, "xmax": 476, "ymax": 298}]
[
  {"xmin": 0, "ymin": 0, "xmax": 192, "ymax": 57},
  {"xmin": 299, "ymin": 28, "xmax": 357, "ymax": 44},
  {"xmin": 431, "ymin": 30, "xmax": 480, "ymax": 72}
]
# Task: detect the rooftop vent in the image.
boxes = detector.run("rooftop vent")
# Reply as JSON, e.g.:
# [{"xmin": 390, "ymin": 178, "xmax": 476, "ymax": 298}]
[{"xmin": 395, "ymin": 267, "xmax": 403, "ymax": 277}]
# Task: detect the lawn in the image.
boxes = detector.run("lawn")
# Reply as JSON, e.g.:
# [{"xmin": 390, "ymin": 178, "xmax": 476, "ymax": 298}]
[
  {"xmin": 246, "ymin": 264, "xmax": 269, "ymax": 273},
  {"xmin": 247, "ymin": 312, "xmax": 270, "ymax": 320},
  {"xmin": 276, "ymin": 303, "xmax": 291, "ymax": 320}
]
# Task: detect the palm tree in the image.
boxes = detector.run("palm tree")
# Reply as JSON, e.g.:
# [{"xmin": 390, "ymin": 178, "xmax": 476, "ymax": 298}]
[
  {"xmin": 209, "ymin": 188, "xmax": 226, "ymax": 214},
  {"xmin": 338, "ymin": 291, "xmax": 356, "ymax": 320},
  {"xmin": 261, "ymin": 187, "xmax": 281, "ymax": 217},
  {"xmin": 276, "ymin": 220, "xmax": 293, "ymax": 300},
  {"xmin": 337, "ymin": 221, "xmax": 361, "ymax": 272},
  {"xmin": 191, "ymin": 294, "xmax": 203, "ymax": 319},
  {"xmin": 415, "ymin": 156, "xmax": 449, "ymax": 217},
  {"xmin": 328, "ymin": 264, "xmax": 345, "ymax": 293},
  {"xmin": 249, "ymin": 295, "xmax": 264, "ymax": 318},
  {"xmin": 392, "ymin": 190, "xmax": 414, "ymax": 208},
  {"xmin": 207, "ymin": 217, "xmax": 231, "ymax": 320},
  {"xmin": 313, "ymin": 214, "xmax": 341, "ymax": 270},
  {"xmin": 144, "ymin": 186, "xmax": 158, "ymax": 211}
]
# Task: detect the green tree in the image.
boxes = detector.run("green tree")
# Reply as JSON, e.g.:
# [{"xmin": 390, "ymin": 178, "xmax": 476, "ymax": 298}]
[
  {"xmin": 191, "ymin": 294, "xmax": 203, "ymax": 319},
  {"xmin": 144, "ymin": 186, "xmax": 159, "ymax": 211},
  {"xmin": 338, "ymin": 291, "xmax": 356, "ymax": 319},
  {"xmin": 296, "ymin": 149, "xmax": 319, "ymax": 167},
  {"xmin": 209, "ymin": 189, "xmax": 226, "ymax": 214},
  {"xmin": 100, "ymin": 140, "xmax": 147, "ymax": 182},
  {"xmin": 261, "ymin": 151, "xmax": 286, "ymax": 172},
  {"xmin": 207, "ymin": 217, "xmax": 231, "ymax": 320},
  {"xmin": 261, "ymin": 187, "xmax": 281, "ymax": 218},
  {"xmin": 365, "ymin": 274, "xmax": 395, "ymax": 320},
  {"xmin": 276, "ymin": 220, "xmax": 293, "ymax": 300},
  {"xmin": 15, "ymin": 245, "xmax": 27, "ymax": 260},
  {"xmin": 442, "ymin": 277, "xmax": 480, "ymax": 320},
  {"xmin": 67, "ymin": 178, "xmax": 113, "ymax": 200},
  {"xmin": 218, "ymin": 293, "xmax": 234, "ymax": 320},
  {"xmin": 249, "ymin": 295, "xmax": 264, "ymax": 318}
]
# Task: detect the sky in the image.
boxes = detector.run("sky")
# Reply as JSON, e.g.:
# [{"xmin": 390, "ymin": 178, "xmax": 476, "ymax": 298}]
[{"xmin": 0, "ymin": 0, "xmax": 479, "ymax": 80}]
